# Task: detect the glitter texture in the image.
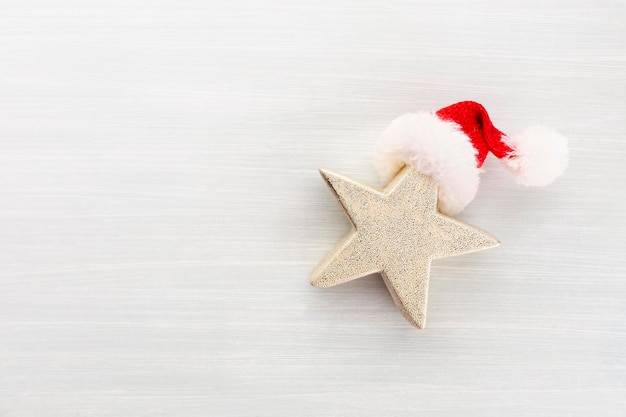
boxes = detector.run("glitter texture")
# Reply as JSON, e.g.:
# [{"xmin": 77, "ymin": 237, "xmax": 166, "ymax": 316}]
[{"xmin": 311, "ymin": 166, "xmax": 500, "ymax": 329}]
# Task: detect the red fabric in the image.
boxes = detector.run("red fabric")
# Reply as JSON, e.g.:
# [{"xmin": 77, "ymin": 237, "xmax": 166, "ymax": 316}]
[{"xmin": 436, "ymin": 101, "xmax": 513, "ymax": 168}]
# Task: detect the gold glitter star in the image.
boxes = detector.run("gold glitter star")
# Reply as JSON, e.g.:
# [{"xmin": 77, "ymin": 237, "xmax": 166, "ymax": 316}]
[{"xmin": 311, "ymin": 166, "xmax": 499, "ymax": 329}]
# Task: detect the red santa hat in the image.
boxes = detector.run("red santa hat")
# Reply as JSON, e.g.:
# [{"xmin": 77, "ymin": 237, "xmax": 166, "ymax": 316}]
[{"xmin": 374, "ymin": 101, "xmax": 569, "ymax": 215}]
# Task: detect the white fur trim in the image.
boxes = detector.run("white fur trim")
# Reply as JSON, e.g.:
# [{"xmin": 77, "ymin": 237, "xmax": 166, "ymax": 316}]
[
  {"xmin": 500, "ymin": 125, "xmax": 569, "ymax": 186},
  {"xmin": 373, "ymin": 112, "xmax": 480, "ymax": 216}
]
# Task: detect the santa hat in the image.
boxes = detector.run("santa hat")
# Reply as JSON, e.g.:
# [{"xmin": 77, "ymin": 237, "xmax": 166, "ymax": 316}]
[{"xmin": 374, "ymin": 101, "xmax": 569, "ymax": 215}]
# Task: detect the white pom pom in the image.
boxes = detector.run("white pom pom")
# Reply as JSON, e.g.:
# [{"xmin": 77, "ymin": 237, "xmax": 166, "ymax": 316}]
[
  {"xmin": 374, "ymin": 112, "xmax": 480, "ymax": 215},
  {"xmin": 501, "ymin": 125, "xmax": 569, "ymax": 186}
]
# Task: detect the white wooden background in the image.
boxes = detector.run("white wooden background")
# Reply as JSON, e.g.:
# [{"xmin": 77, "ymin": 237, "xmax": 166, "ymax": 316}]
[{"xmin": 1, "ymin": 1, "xmax": 625, "ymax": 416}]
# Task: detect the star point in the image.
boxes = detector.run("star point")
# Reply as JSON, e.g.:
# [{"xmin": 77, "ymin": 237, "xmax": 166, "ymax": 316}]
[{"xmin": 312, "ymin": 166, "xmax": 499, "ymax": 328}]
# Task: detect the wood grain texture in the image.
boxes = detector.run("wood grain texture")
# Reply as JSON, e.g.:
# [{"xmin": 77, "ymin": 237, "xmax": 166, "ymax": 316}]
[{"xmin": 0, "ymin": 1, "xmax": 624, "ymax": 416}]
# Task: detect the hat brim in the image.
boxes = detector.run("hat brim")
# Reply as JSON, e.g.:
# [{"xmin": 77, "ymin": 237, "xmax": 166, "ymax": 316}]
[{"xmin": 374, "ymin": 112, "xmax": 481, "ymax": 215}]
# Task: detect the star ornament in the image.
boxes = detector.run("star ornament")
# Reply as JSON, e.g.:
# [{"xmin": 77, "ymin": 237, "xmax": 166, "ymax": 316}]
[{"xmin": 311, "ymin": 166, "xmax": 499, "ymax": 329}]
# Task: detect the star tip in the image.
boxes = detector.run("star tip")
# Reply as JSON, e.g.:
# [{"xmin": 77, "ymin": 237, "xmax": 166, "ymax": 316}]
[
  {"xmin": 309, "ymin": 276, "xmax": 325, "ymax": 288},
  {"xmin": 403, "ymin": 312, "xmax": 426, "ymax": 329},
  {"xmin": 479, "ymin": 231, "xmax": 500, "ymax": 249},
  {"xmin": 318, "ymin": 168, "xmax": 336, "ymax": 181},
  {"xmin": 413, "ymin": 319, "xmax": 426, "ymax": 330}
]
